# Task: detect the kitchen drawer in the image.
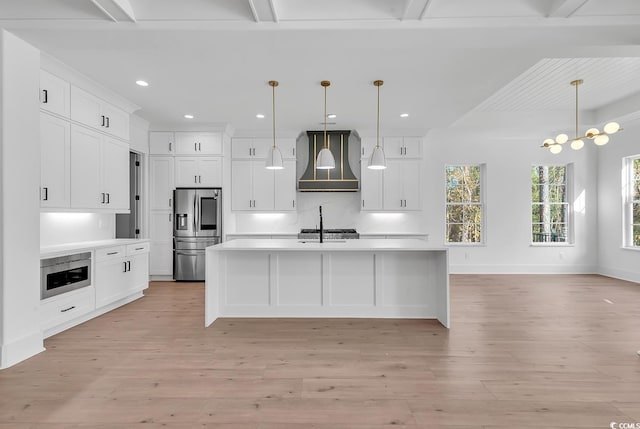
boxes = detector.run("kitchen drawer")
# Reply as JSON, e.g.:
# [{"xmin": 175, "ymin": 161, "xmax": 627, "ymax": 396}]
[
  {"xmin": 95, "ymin": 246, "xmax": 126, "ymax": 261},
  {"xmin": 40, "ymin": 286, "xmax": 95, "ymax": 330},
  {"xmin": 127, "ymin": 242, "xmax": 150, "ymax": 255}
]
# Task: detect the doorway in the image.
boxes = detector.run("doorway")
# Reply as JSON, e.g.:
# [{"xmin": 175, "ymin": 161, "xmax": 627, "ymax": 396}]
[{"xmin": 116, "ymin": 152, "xmax": 141, "ymax": 238}]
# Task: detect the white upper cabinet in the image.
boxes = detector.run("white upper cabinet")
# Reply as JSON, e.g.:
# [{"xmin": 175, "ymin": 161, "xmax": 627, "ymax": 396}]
[
  {"xmin": 277, "ymin": 138, "xmax": 297, "ymax": 159},
  {"xmin": 360, "ymin": 162, "xmax": 383, "ymax": 211},
  {"xmin": 232, "ymin": 138, "xmax": 296, "ymax": 159},
  {"xmin": 70, "ymin": 124, "xmax": 129, "ymax": 211},
  {"xmin": 70, "ymin": 86, "xmax": 130, "ymax": 141},
  {"xmin": 360, "ymin": 137, "xmax": 377, "ymax": 159},
  {"xmin": 150, "ymin": 156, "xmax": 175, "ymax": 210},
  {"xmin": 174, "ymin": 156, "xmax": 222, "ymax": 187},
  {"xmin": 149, "ymin": 132, "xmax": 175, "ymax": 155},
  {"xmin": 175, "ymin": 132, "xmax": 222, "ymax": 155},
  {"xmin": 274, "ymin": 159, "xmax": 297, "ymax": 211},
  {"xmin": 383, "ymin": 160, "xmax": 421, "ymax": 211},
  {"xmin": 383, "ymin": 136, "xmax": 423, "ymax": 158},
  {"xmin": 40, "ymin": 112, "xmax": 70, "ymax": 208},
  {"xmin": 231, "ymin": 159, "xmax": 296, "ymax": 212},
  {"xmin": 39, "ymin": 70, "xmax": 70, "ymax": 118}
]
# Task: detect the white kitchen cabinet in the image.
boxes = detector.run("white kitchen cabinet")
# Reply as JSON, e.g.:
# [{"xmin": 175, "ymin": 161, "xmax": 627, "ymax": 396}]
[
  {"xmin": 175, "ymin": 156, "xmax": 222, "ymax": 187},
  {"xmin": 360, "ymin": 137, "xmax": 378, "ymax": 159},
  {"xmin": 149, "ymin": 132, "xmax": 175, "ymax": 155},
  {"xmin": 278, "ymin": 138, "xmax": 297, "ymax": 159},
  {"xmin": 383, "ymin": 160, "xmax": 421, "ymax": 211},
  {"xmin": 40, "ymin": 112, "xmax": 71, "ymax": 208},
  {"xmin": 150, "ymin": 156, "xmax": 175, "ymax": 210},
  {"xmin": 274, "ymin": 159, "xmax": 297, "ymax": 211},
  {"xmin": 175, "ymin": 132, "xmax": 222, "ymax": 155},
  {"xmin": 95, "ymin": 243, "xmax": 149, "ymax": 309},
  {"xmin": 231, "ymin": 160, "xmax": 274, "ymax": 211},
  {"xmin": 40, "ymin": 285, "xmax": 95, "ymax": 333},
  {"xmin": 70, "ymin": 86, "xmax": 130, "ymax": 141},
  {"xmin": 70, "ymin": 124, "xmax": 129, "ymax": 211},
  {"xmin": 39, "ymin": 70, "xmax": 70, "ymax": 118},
  {"xmin": 150, "ymin": 210, "xmax": 173, "ymax": 276},
  {"xmin": 360, "ymin": 162, "xmax": 383, "ymax": 211},
  {"xmin": 232, "ymin": 138, "xmax": 269, "ymax": 159},
  {"xmin": 384, "ymin": 136, "xmax": 422, "ymax": 158}
]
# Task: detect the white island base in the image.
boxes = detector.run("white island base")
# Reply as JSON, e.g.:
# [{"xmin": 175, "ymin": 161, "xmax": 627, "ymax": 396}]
[{"xmin": 205, "ymin": 239, "xmax": 449, "ymax": 328}]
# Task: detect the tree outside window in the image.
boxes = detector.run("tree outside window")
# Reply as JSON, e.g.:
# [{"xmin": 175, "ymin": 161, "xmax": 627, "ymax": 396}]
[
  {"xmin": 624, "ymin": 156, "xmax": 640, "ymax": 247},
  {"xmin": 531, "ymin": 165, "xmax": 569, "ymax": 243},
  {"xmin": 446, "ymin": 165, "xmax": 483, "ymax": 243}
]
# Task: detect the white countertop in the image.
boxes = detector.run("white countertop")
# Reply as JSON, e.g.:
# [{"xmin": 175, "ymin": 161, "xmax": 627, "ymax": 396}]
[
  {"xmin": 41, "ymin": 238, "xmax": 150, "ymax": 258},
  {"xmin": 208, "ymin": 238, "xmax": 445, "ymax": 252}
]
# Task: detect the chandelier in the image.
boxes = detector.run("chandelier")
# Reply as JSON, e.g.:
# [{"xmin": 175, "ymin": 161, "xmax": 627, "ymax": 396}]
[{"xmin": 542, "ymin": 79, "xmax": 622, "ymax": 154}]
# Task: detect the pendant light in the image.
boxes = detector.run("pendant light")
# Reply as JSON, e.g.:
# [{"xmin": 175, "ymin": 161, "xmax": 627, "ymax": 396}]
[
  {"xmin": 316, "ymin": 80, "xmax": 335, "ymax": 170},
  {"xmin": 265, "ymin": 80, "xmax": 284, "ymax": 170},
  {"xmin": 368, "ymin": 80, "xmax": 387, "ymax": 170},
  {"xmin": 542, "ymin": 79, "xmax": 622, "ymax": 154}
]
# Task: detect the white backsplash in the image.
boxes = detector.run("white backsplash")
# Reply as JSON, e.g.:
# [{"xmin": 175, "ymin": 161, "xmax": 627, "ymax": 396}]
[
  {"xmin": 40, "ymin": 213, "xmax": 115, "ymax": 246},
  {"xmin": 232, "ymin": 192, "xmax": 427, "ymax": 234}
]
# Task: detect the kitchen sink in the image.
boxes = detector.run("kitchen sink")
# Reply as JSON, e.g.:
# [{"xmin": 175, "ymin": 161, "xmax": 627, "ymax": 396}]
[{"xmin": 298, "ymin": 240, "xmax": 346, "ymax": 243}]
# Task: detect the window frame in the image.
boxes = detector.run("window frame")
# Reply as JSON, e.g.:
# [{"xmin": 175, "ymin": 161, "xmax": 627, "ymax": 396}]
[
  {"xmin": 623, "ymin": 155, "xmax": 640, "ymax": 249},
  {"xmin": 444, "ymin": 163, "xmax": 486, "ymax": 246},
  {"xmin": 530, "ymin": 163, "xmax": 574, "ymax": 246}
]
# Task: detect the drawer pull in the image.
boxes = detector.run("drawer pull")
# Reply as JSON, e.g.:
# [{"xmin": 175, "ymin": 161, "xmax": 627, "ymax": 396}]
[
  {"xmin": 61, "ymin": 306, "xmax": 76, "ymax": 313},
  {"xmin": 135, "ymin": 247, "xmax": 144, "ymax": 250},
  {"xmin": 107, "ymin": 251, "xmax": 119, "ymax": 255}
]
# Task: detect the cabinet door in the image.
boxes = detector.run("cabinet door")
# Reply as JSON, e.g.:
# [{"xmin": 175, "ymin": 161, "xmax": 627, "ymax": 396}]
[
  {"xmin": 274, "ymin": 159, "xmax": 296, "ymax": 211},
  {"xmin": 278, "ymin": 138, "xmax": 297, "ymax": 159},
  {"xmin": 382, "ymin": 161, "xmax": 404, "ymax": 211},
  {"xmin": 40, "ymin": 70, "xmax": 70, "ymax": 118},
  {"xmin": 360, "ymin": 137, "xmax": 377, "ymax": 159},
  {"xmin": 402, "ymin": 137, "xmax": 423, "ymax": 158},
  {"xmin": 231, "ymin": 160, "xmax": 254, "ymax": 211},
  {"xmin": 70, "ymin": 86, "xmax": 103, "ymax": 130},
  {"xmin": 70, "ymin": 125, "xmax": 102, "ymax": 208},
  {"xmin": 174, "ymin": 132, "xmax": 198, "ymax": 154},
  {"xmin": 231, "ymin": 138, "xmax": 254, "ymax": 159},
  {"xmin": 128, "ymin": 253, "xmax": 149, "ymax": 294},
  {"xmin": 150, "ymin": 241, "xmax": 173, "ymax": 276},
  {"xmin": 198, "ymin": 157, "xmax": 222, "ymax": 187},
  {"xmin": 401, "ymin": 161, "xmax": 421, "ymax": 210},
  {"xmin": 95, "ymin": 257, "xmax": 127, "ymax": 308},
  {"xmin": 101, "ymin": 137, "xmax": 130, "ymax": 210},
  {"xmin": 360, "ymin": 163, "xmax": 383, "ymax": 211},
  {"xmin": 251, "ymin": 138, "xmax": 271, "ymax": 159},
  {"xmin": 383, "ymin": 137, "xmax": 404, "ymax": 158},
  {"xmin": 197, "ymin": 133, "xmax": 222, "ymax": 155},
  {"xmin": 174, "ymin": 157, "xmax": 200, "ymax": 187},
  {"xmin": 150, "ymin": 157, "xmax": 175, "ymax": 210},
  {"xmin": 252, "ymin": 162, "xmax": 275, "ymax": 210},
  {"xmin": 101, "ymin": 102, "xmax": 130, "ymax": 140},
  {"xmin": 150, "ymin": 132, "xmax": 175, "ymax": 155},
  {"xmin": 150, "ymin": 211, "xmax": 173, "ymax": 243},
  {"xmin": 40, "ymin": 113, "xmax": 70, "ymax": 208}
]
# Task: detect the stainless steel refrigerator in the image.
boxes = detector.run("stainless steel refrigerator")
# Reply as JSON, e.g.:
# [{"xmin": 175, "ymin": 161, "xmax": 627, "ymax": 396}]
[{"xmin": 173, "ymin": 188, "xmax": 222, "ymax": 281}]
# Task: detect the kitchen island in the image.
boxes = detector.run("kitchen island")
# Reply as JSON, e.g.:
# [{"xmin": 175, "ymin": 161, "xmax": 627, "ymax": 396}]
[{"xmin": 205, "ymin": 239, "xmax": 449, "ymax": 327}]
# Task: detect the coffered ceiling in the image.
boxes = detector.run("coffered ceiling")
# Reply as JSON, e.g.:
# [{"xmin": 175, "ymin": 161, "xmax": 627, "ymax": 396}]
[{"xmin": 1, "ymin": 0, "xmax": 640, "ymax": 138}]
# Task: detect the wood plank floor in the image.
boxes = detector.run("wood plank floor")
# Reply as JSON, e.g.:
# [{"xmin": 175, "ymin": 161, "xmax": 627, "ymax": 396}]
[{"xmin": 1, "ymin": 274, "xmax": 639, "ymax": 428}]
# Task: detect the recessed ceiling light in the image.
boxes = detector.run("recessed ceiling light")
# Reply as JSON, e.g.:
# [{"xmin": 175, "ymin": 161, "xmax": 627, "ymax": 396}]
[
  {"xmin": 327, "ymin": 114, "xmax": 337, "ymax": 119},
  {"xmin": 135, "ymin": 80, "xmax": 149, "ymax": 87},
  {"xmin": 400, "ymin": 113, "xmax": 409, "ymax": 118},
  {"xmin": 184, "ymin": 114, "xmax": 194, "ymax": 119},
  {"xmin": 256, "ymin": 114, "xmax": 265, "ymax": 119}
]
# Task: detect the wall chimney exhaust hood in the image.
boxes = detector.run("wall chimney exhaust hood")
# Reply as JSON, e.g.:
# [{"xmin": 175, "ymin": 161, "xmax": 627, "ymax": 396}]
[{"xmin": 298, "ymin": 130, "xmax": 359, "ymax": 192}]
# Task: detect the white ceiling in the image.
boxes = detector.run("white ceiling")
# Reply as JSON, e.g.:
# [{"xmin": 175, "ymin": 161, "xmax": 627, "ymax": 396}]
[{"xmin": 1, "ymin": 0, "xmax": 640, "ymax": 138}]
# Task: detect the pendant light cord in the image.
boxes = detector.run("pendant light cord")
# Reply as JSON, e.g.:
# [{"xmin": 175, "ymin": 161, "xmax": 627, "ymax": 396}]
[
  {"xmin": 575, "ymin": 80, "xmax": 579, "ymax": 139},
  {"xmin": 376, "ymin": 83, "xmax": 380, "ymax": 148},
  {"xmin": 323, "ymin": 84, "xmax": 327, "ymax": 149},
  {"xmin": 272, "ymin": 82, "xmax": 276, "ymax": 149}
]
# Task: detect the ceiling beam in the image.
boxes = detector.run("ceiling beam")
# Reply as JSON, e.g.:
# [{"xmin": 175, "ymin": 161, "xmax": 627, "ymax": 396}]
[
  {"xmin": 247, "ymin": 0, "xmax": 278, "ymax": 22},
  {"xmin": 548, "ymin": 0, "xmax": 589, "ymax": 18},
  {"xmin": 90, "ymin": 0, "xmax": 136, "ymax": 22},
  {"xmin": 402, "ymin": 0, "xmax": 433, "ymax": 20}
]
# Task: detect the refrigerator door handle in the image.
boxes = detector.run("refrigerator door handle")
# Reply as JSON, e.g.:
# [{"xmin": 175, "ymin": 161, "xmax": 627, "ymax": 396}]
[{"xmin": 193, "ymin": 195, "xmax": 198, "ymax": 233}]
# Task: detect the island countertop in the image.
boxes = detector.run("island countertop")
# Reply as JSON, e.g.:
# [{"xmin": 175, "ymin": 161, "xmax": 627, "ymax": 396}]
[{"xmin": 208, "ymin": 238, "xmax": 446, "ymax": 252}]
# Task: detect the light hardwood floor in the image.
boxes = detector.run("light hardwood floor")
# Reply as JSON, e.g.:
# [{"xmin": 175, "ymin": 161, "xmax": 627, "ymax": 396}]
[{"xmin": 1, "ymin": 274, "xmax": 639, "ymax": 428}]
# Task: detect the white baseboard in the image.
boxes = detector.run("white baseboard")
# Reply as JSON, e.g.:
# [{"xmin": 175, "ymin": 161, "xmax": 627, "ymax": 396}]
[
  {"xmin": 0, "ymin": 330, "xmax": 45, "ymax": 370},
  {"xmin": 597, "ymin": 266, "xmax": 640, "ymax": 284},
  {"xmin": 450, "ymin": 264, "xmax": 597, "ymax": 274},
  {"xmin": 150, "ymin": 275, "xmax": 174, "ymax": 282}
]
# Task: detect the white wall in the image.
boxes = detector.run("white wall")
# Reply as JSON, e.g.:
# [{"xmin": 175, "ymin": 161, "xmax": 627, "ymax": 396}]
[
  {"xmin": 0, "ymin": 31, "xmax": 44, "ymax": 368},
  {"xmin": 40, "ymin": 213, "xmax": 115, "ymax": 247},
  {"xmin": 597, "ymin": 117, "xmax": 640, "ymax": 283}
]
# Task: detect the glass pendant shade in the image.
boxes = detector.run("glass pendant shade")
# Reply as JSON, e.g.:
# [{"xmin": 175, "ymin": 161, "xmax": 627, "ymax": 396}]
[
  {"xmin": 604, "ymin": 122, "xmax": 620, "ymax": 134},
  {"xmin": 594, "ymin": 134, "xmax": 610, "ymax": 146},
  {"xmin": 368, "ymin": 145, "xmax": 387, "ymax": 169},
  {"xmin": 316, "ymin": 147, "xmax": 335, "ymax": 169},
  {"xmin": 265, "ymin": 145, "xmax": 284, "ymax": 169},
  {"xmin": 555, "ymin": 134, "xmax": 569, "ymax": 144},
  {"xmin": 549, "ymin": 144, "xmax": 563, "ymax": 154},
  {"xmin": 570, "ymin": 139, "xmax": 584, "ymax": 151}
]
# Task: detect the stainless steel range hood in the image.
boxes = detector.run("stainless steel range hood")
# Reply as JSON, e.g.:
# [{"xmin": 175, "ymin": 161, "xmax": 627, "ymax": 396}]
[{"xmin": 298, "ymin": 130, "xmax": 359, "ymax": 192}]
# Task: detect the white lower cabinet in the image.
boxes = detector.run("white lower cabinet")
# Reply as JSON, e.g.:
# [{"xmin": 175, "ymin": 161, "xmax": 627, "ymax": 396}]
[
  {"xmin": 150, "ymin": 211, "xmax": 173, "ymax": 276},
  {"xmin": 95, "ymin": 243, "xmax": 149, "ymax": 309},
  {"xmin": 40, "ymin": 286, "xmax": 95, "ymax": 333}
]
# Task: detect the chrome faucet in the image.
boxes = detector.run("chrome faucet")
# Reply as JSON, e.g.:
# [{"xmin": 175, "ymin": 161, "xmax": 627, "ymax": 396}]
[{"xmin": 319, "ymin": 206, "xmax": 324, "ymax": 243}]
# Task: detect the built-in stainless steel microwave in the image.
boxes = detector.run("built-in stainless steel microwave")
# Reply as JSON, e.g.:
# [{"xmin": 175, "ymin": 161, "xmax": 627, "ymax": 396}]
[{"xmin": 40, "ymin": 252, "xmax": 91, "ymax": 300}]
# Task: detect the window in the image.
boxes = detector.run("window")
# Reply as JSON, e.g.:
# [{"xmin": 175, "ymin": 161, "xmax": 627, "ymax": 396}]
[
  {"xmin": 445, "ymin": 165, "xmax": 483, "ymax": 243},
  {"xmin": 531, "ymin": 165, "xmax": 571, "ymax": 244},
  {"xmin": 624, "ymin": 156, "xmax": 640, "ymax": 248}
]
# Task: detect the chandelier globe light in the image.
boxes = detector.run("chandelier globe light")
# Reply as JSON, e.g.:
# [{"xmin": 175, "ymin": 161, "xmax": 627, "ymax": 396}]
[
  {"xmin": 265, "ymin": 80, "xmax": 284, "ymax": 170},
  {"xmin": 316, "ymin": 80, "xmax": 336, "ymax": 170},
  {"xmin": 542, "ymin": 79, "xmax": 622, "ymax": 154},
  {"xmin": 368, "ymin": 80, "xmax": 387, "ymax": 170}
]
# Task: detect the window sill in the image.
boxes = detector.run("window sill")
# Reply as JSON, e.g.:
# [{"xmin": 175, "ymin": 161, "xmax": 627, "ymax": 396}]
[
  {"xmin": 621, "ymin": 246, "xmax": 640, "ymax": 252},
  {"xmin": 445, "ymin": 242, "xmax": 486, "ymax": 247},
  {"xmin": 530, "ymin": 243, "xmax": 575, "ymax": 248}
]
